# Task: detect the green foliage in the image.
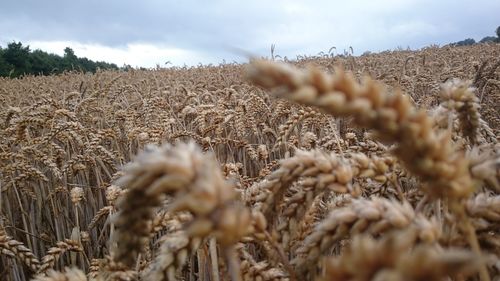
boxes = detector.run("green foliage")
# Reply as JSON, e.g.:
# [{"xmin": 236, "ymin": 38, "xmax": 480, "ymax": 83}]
[
  {"xmin": 480, "ymin": 26, "xmax": 500, "ymax": 44},
  {"xmin": 479, "ymin": 36, "xmax": 498, "ymax": 43},
  {"xmin": 0, "ymin": 47, "xmax": 14, "ymax": 77},
  {"xmin": 3, "ymin": 42, "xmax": 32, "ymax": 77},
  {"xmin": 0, "ymin": 41, "xmax": 118, "ymax": 78},
  {"xmin": 450, "ymin": 38, "xmax": 476, "ymax": 47}
]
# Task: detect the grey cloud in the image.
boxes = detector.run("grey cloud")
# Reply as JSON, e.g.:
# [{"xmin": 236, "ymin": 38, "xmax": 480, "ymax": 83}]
[
  {"xmin": 0, "ymin": 0, "xmax": 498, "ymax": 65},
  {"xmin": 1, "ymin": 0, "xmax": 280, "ymax": 48}
]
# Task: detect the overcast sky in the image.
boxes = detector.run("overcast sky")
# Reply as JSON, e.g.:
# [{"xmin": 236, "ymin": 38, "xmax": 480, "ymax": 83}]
[{"xmin": 1, "ymin": 0, "xmax": 498, "ymax": 67}]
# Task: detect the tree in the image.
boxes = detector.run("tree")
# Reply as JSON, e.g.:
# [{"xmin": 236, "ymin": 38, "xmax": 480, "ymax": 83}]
[
  {"xmin": 450, "ymin": 38, "xmax": 476, "ymax": 47},
  {"xmin": 30, "ymin": 50, "xmax": 56, "ymax": 75},
  {"xmin": 64, "ymin": 47, "xmax": 76, "ymax": 58},
  {"xmin": 3, "ymin": 42, "xmax": 32, "ymax": 76},
  {"xmin": 63, "ymin": 47, "xmax": 78, "ymax": 70},
  {"xmin": 0, "ymin": 47, "xmax": 14, "ymax": 76},
  {"xmin": 479, "ymin": 36, "xmax": 497, "ymax": 43},
  {"xmin": 0, "ymin": 41, "xmax": 119, "ymax": 78}
]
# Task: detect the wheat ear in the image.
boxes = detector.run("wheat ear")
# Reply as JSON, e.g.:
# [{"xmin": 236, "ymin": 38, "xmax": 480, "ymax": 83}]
[
  {"xmin": 247, "ymin": 60, "xmax": 473, "ymax": 200},
  {"xmin": 0, "ymin": 227, "xmax": 40, "ymax": 272}
]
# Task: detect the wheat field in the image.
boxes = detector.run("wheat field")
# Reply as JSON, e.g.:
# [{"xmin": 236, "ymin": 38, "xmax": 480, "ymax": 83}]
[{"xmin": 0, "ymin": 44, "xmax": 499, "ymax": 281}]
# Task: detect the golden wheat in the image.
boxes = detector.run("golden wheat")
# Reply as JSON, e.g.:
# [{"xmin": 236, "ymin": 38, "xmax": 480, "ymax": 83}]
[{"xmin": 0, "ymin": 44, "xmax": 498, "ymax": 281}]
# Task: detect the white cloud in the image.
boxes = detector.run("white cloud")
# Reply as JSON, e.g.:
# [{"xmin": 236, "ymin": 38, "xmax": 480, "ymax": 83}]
[{"xmin": 26, "ymin": 41, "xmax": 211, "ymax": 67}]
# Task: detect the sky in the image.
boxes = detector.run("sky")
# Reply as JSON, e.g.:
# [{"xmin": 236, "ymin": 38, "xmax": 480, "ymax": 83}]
[{"xmin": 0, "ymin": 0, "xmax": 498, "ymax": 67}]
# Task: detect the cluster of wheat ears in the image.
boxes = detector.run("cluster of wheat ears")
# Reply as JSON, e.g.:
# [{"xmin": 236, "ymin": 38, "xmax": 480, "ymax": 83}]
[{"xmin": 0, "ymin": 44, "xmax": 499, "ymax": 281}]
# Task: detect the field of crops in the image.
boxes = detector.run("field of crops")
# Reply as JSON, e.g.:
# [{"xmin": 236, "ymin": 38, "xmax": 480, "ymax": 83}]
[{"xmin": 0, "ymin": 43, "xmax": 499, "ymax": 281}]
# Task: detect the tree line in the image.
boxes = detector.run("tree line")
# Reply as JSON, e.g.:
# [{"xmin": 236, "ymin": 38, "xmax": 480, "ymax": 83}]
[
  {"xmin": 0, "ymin": 42, "xmax": 119, "ymax": 78},
  {"xmin": 449, "ymin": 26, "xmax": 500, "ymax": 47}
]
